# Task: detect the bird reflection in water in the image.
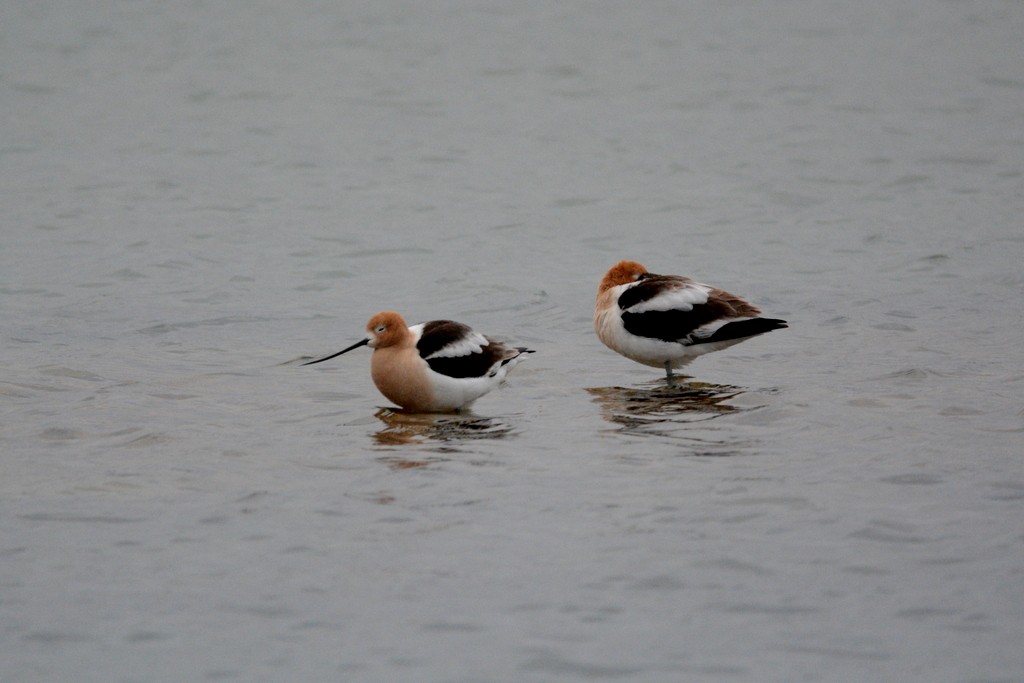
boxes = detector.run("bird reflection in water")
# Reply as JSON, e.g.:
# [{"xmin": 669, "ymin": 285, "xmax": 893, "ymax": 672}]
[
  {"xmin": 371, "ymin": 407, "xmax": 514, "ymax": 455},
  {"xmin": 587, "ymin": 377, "xmax": 748, "ymax": 447}
]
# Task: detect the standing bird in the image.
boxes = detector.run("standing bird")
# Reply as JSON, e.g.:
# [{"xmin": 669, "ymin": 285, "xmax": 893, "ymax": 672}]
[
  {"xmin": 594, "ymin": 260, "xmax": 787, "ymax": 379},
  {"xmin": 303, "ymin": 311, "xmax": 533, "ymax": 413}
]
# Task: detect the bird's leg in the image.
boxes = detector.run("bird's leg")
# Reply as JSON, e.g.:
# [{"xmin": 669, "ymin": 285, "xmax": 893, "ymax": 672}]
[{"xmin": 664, "ymin": 360, "xmax": 674, "ymax": 384}]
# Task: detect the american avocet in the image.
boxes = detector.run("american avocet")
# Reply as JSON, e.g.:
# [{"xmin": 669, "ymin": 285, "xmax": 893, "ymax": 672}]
[
  {"xmin": 595, "ymin": 260, "xmax": 787, "ymax": 379},
  {"xmin": 303, "ymin": 311, "xmax": 534, "ymax": 413}
]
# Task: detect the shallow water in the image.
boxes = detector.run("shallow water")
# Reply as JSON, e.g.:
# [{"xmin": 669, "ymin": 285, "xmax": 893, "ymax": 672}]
[{"xmin": 2, "ymin": 1, "xmax": 1023, "ymax": 681}]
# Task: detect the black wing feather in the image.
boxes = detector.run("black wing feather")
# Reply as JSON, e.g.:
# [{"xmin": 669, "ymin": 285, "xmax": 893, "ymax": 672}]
[
  {"xmin": 416, "ymin": 321, "xmax": 506, "ymax": 379},
  {"xmin": 616, "ymin": 275, "xmax": 691, "ymax": 311},
  {"xmin": 416, "ymin": 320, "xmax": 473, "ymax": 358},
  {"xmin": 425, "ymin": 349, "xmax": 501, "ymax": 379},
  {"xmin": 621, "ymin": 298, "xmax": 735, "ymax": 342},
  {"xmin": 697, "ymin": 318, "xmax": 788, "ymax": 344}
]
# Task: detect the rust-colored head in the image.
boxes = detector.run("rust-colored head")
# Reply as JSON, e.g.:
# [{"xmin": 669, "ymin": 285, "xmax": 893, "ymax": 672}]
[
  {"xmin": 303, "ymin": 311, "xmax": 414, "ymax": 366},
  {"xmin": 365, "ymin": 311, "xmax": 411, "ymax": 349},
  {"xmin": 598, "ymin": 260, "xmax": 649, "ymax": 294}
]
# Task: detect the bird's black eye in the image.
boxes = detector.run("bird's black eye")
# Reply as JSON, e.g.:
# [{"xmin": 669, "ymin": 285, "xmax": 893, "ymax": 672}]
[{"xmin": 375, "ymin": 325, "xmax": 386, "ymax": 333}]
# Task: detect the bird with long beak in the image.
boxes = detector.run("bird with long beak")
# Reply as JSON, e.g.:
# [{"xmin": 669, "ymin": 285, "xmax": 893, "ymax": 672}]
[{"xmin": 304, "ymin": 311, "xmax": 533, "ymax": 413}]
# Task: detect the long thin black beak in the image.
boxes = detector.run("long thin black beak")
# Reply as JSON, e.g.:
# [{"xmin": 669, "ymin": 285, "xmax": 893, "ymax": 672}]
[{"xmin": 302, "ymin": 338, "xmax": 370, "ymax": 366}]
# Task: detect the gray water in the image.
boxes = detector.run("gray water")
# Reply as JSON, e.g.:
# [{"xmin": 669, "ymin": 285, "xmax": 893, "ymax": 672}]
[{"xmin": 2, "ymin": 2, "xmax": 1022, "ymax": 681}]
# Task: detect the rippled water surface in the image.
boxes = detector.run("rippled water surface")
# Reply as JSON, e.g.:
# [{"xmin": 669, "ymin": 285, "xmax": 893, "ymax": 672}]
[{"xmin": 3, "ymin": 2, "xmax": 1023, "ymax": 681}]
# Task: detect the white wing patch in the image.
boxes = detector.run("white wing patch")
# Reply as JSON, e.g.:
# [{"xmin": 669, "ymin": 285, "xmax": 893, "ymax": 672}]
[
  {"xmin": 408, "ymin": 324, "xmax": 426, "ymax": 344},
  {"xmin": 620, "ymin": 281, "xmax": 711, "ymax": 314},
  {"xmin": 424, "ymin": 330, "xmax": 489, "ymax": 359}
]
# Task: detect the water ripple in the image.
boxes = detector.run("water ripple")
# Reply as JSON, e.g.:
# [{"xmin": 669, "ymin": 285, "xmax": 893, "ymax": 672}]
[{"xmin": 371, "ymin": 408, "xmax": 516, "ymax": 449}]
